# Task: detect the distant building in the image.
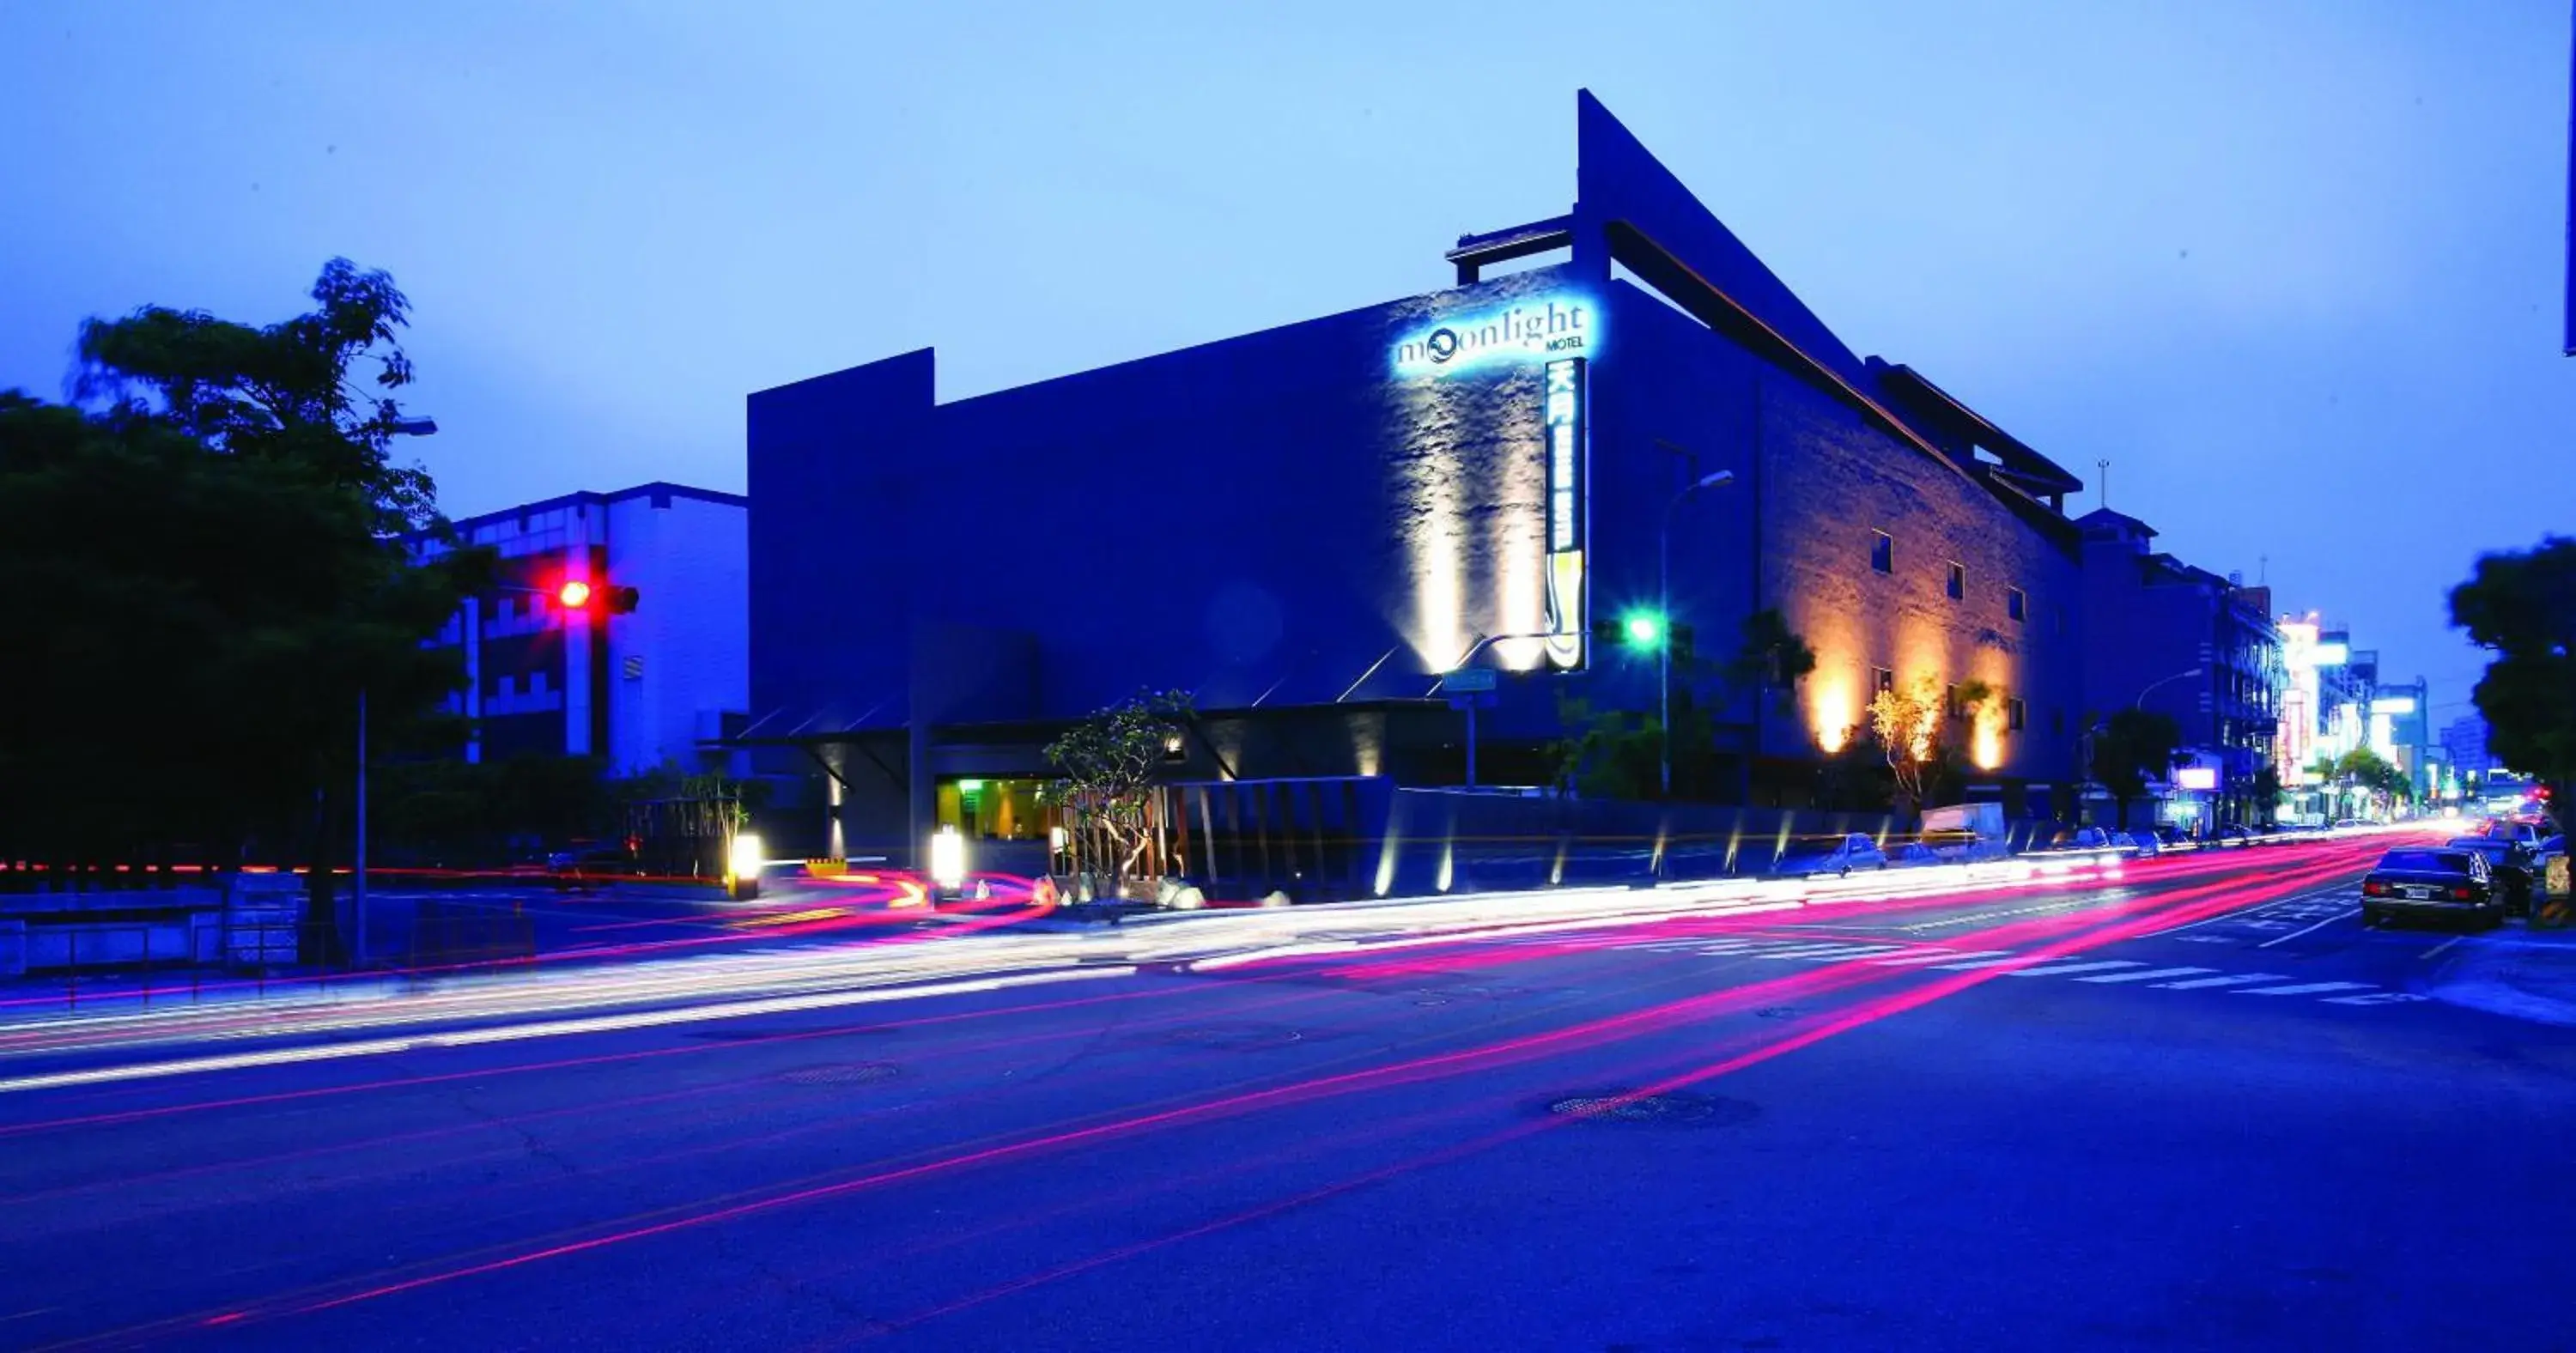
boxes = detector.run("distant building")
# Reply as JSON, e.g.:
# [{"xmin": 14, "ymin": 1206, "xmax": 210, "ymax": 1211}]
[
  {"xmin": 2443, "ymin": 713, "xmax": 2496, "ymax": 779},
  {"xmin": 412, "ymin": 482, "xmax": 749, "ymax": 776},
  {"xmin": 2076, "ymin": 510, "xmax": 2283, "ymax": 828}
]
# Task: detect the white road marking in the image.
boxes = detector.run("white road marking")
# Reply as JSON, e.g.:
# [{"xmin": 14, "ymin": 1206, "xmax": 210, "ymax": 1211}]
[
  {"xmin": 2255, "ymin": 907, "xmax": 2355, "ymax": 949},
  {"xmin": 1753, "ymin": 944, "xmax": 1911, "ymax": 961},
  {"xmin": 1929, "ymin": 956, "xmax": 2044, "ymax": 971},
  {"xmin": 1867, "ymin": 949, "xmax": 1990, "ymax": 967},
  {"xmin": 2233, "ymin": 981, "xmax": 2379, "ymax": 998},
  {"xmin": 2322, "ymin": 992, "xmax": 2429, "ymax": 1006},
  {"xmin": 2151, "ymin": 973, "xmax": 2292, "ymax": 990},
  {"xmin": 2075, "ymin": 966, "xmax": 2218, "ymax": 984},
  {"xmin": 2420, "ymin": 935, "xmax": 2466, "ymax": 961},
  {"xmin": 2002, "ymin": 960, "xmax": 2146, "ymax": 979}
]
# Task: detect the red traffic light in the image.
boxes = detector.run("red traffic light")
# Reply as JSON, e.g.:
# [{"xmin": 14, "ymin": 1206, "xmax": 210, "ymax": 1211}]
[{"xmin": 556, "ymin": 579, "xmax": 593, "ymax": 609}]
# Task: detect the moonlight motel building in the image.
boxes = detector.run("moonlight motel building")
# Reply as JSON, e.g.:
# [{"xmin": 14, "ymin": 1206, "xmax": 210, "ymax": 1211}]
[{"xmin": 741, "ymin": 93, "xmax": 2088, "ymax": 885}]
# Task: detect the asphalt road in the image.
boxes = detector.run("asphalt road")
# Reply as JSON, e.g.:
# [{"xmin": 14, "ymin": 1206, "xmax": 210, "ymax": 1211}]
[{"xmin": 3, "ymin": 834, "xmax": 2571, "ymax": 1352}]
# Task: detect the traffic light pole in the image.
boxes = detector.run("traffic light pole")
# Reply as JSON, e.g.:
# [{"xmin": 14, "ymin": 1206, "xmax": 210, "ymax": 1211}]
[{"xmin": 1659, "ymin": 470, "xmax": 1735, "ymax": 798}]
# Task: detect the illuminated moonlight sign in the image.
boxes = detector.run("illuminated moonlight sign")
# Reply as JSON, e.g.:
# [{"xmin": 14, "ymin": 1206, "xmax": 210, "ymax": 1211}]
[{"xmin": 1393, "ymin": 296, "xmax": 1597, "ymax": 375}]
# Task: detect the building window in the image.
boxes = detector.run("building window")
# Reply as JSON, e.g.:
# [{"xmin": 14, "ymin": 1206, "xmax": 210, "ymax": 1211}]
[
  {"xmin": 1946, "ymin": 684, "xmax": 1965, "ymax": 719},
  {"xmin": 2007, "ymin": 587, "xmax": 2027, "ymax": 622},
  {"xmin": 1946, "ymin": 561, "xmax": 1965, "ymax": 600},
  {"xmin": 1872, "ymin": 666, "xmax": 1895, "ymax": 696},
  {"xmin": 1871, "ymin": 531, "xmax": 1893, "ymax": 574},
  {"xmin": 2008, "ymin": 697, "xmax": 2027, "ymax": 731}
]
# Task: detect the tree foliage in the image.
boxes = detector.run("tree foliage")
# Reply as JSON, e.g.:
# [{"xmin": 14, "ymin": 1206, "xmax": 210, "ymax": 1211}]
[
  {"xmin": 2089, "ymin": 707, "xmax": 2182, "ymax": 829},
  {"xmin": 2451, "ymin": 538, "xmax": 2576, "ymax": 811},
  {"xmin": 0, "ymin": 262, "xmax": 481, "ymax": 938},
  {"xmin": 1866, "ymin": 674, "xmax": 1990, "ymax": 816},
  {"xmin": 1044, "ymin": 689, "xmax": 1193, "ymax": 886}
]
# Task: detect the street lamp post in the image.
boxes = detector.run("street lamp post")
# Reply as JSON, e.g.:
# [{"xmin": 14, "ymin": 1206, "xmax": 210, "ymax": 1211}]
[{"xmin": 1659, "ymin": 470, "xmax": 1735, "ymax": 797}]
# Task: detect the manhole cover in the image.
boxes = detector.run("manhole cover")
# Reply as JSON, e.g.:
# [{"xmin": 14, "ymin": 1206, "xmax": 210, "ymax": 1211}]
[
  {"xmin": 777, "ymin": 1062, "xmax": 902, "ymax": 1087},
  {"xmin": 1543, "ymin": 1091, "xmax": 1759, "ymax": 1127},
  {"xmin": 1152, "ymin": 1023, "xmax": 1307, "ymax": 1052}
]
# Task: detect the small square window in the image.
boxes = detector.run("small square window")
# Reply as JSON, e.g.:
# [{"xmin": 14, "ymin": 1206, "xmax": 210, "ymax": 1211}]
[
  {"xmin": 2007, "ymin": 587, "xmax": 2027, "ymax": 622},
  {"xmin": 1872, "ymin": 666, "xmax": 1895, "ymax": 695},
  {"xmin": 1946, "ymin": 561, "xmax": 1965, "ymax": 601},
  {"xmin": 1871, "ymin": 531, "xmax": 1893, "ymax": 574},
  {"xmin": 2008, "ymin": 697, "xmax": 2027, "ymax": 731}
]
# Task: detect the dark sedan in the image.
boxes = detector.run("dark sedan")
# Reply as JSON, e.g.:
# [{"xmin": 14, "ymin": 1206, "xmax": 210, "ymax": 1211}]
[
  {"xmin": 2445, "ymin": 835, "xmax": 2536, "ymax": 915},
  {"xmin": 2361, "ymin": 847, "xmax": 2501, "ymax": 929}
]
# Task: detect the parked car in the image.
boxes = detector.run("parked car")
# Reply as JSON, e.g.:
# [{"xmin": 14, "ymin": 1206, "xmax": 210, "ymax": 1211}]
[
  {"xmin": 2361, "ymin": 846, "xmax": 2502, "ymax": 929},
  {"xmin": 1773, "ymin": 833, "xmax": 1890, "ymax": 877},
  {"xmin": 2484, "ymin": 820, "xmax": 2546, "ymax": 848},
  {"xmin": 2330, "ymin": 818, "xmax": 2363, "ymax": 830},
  {"xmin": 547, "ymin": 841, "xmax": 641, "ymax": 889},
  {"xmin": 2211, "ymin": 822, "xmax": 2256, "ymax": 846},
  {"xmin": 2445, "ymin": 835, "xmax": 2536, "ymax": 915},
  {"xmin": 1886, "ymin": 842, "xmax": 1945, "ymax": 867},
  {"xmin": 2050, "ymin": 826, "xmax": 2115, "ymax": 850},
  {"xmin": 2128, "ymin": 830, "xmax": 2162, "ymax": 858}
]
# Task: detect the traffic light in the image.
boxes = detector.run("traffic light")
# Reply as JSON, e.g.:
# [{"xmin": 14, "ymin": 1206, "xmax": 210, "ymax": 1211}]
[
  {"xmin": 1622, "ymin": 610, "xmax": 1666, "ymax": 651},
  {"xmin": 551, "ymin": 580, "xmax": 640, "ymax": 615}
]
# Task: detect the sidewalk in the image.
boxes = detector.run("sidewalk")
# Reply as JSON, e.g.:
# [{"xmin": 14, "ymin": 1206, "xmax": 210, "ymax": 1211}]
[{"xmin": 2425, "ymin": 922, "xmax": 2576, "ymax": 1028}]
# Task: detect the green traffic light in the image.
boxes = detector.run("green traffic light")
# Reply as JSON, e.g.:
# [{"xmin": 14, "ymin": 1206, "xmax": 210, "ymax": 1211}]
[{"xmin": 1624, "ymin": 612, "xmax": 1665, "ymax": 648}]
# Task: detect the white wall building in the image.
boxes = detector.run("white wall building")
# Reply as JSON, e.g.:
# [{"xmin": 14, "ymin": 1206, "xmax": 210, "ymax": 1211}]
[{"xmin": 416, "ymin": 482, "xmax": 749, "ymax": 777}]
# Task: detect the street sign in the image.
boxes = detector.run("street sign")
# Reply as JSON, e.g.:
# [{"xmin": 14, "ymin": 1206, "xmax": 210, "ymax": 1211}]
[{"xmin": 1443, "ymin": 668, "xmax": 1498, "ymax": 694}]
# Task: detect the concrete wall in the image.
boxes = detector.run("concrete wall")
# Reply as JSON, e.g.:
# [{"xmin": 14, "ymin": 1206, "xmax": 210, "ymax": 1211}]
[{"xmin": 605, "ymin": 492, "xmax": 750, "ymax": 775}]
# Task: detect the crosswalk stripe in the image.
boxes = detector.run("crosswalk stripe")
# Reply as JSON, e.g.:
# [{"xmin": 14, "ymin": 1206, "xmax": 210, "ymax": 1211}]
[
  {"xmin": 1753, "ymin": 944, "xmax": 1910, "ymax": 961},
  {"xmin": 2151, "ymin": 973, "xmax": 2289, "ymax": 990},
  {"xmin": 2232, "ymin": 981, "xmax": 2378, "ymax": 997},
  {"xmin": 1929, "ymin": 956, "xmax": 2041, "ymax": 971},
  {"xmin": 2002, "ymin": 960, "xmax": 2144, "ymax": 979},
  {"xmin": 1867, "ymin": 949, "xmax": 1989, "ymax": 967},
  {"xmin": 2075, "ymin": 967, "xmax": 2217, "ymax": 984}
]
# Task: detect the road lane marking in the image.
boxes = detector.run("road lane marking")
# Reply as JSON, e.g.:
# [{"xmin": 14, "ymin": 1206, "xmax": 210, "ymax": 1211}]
[
  {"xmin": 1929, "ymin": 956, "xmax": 2044, "ymax": 971},
  {"xmin": 0, "ymin": 966, "xmax": 1140, "ymax": 1095},
  {"xmin": 2075, "ymin": 967, "xmax": 2218, "ymax": 984},
  {"xmin": 2420, "ymin": 935, "xmax": 2466, "ymax": 961},
  {"xmin": 2002, "ymin": 960, "xmax": 2146, "ymax": 979},
  {"xmin": 2150, "ymin": 973, "xmax": 2292, "ymax": 990},
  {"xmin": 2256, "ymin": 908, "xmax": 2355, "ymax": 949},
  {"xmin": 2233, "ymin": 981, "xmax": 2378, "ymax": 998},
  {"xmin": 2322, "ymin": 992, "xmax": 2429, "ymax": 1006}
]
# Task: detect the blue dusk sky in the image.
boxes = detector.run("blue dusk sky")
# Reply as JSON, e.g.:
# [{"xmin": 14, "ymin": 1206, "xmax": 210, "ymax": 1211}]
[{"xmin": 3, "ymin": 0, "xmax": 2568, "ymax": 712}]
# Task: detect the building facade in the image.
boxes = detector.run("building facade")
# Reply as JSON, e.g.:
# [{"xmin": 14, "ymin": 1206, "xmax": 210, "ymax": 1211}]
[
  {"xmin": 2443, "ymin": 713, "xmax": 2496, "ymax": 780},
  {"xmin": 744, "ymin": 93, "xmax": 2088, "ymax": 863},
  {"xmin": 415, "ymin": 482, "xmax": 750, "ymax": 776},
  {"xmin": 2075, "ymin": 509, "xmax": 2283, "ymax": 828}
]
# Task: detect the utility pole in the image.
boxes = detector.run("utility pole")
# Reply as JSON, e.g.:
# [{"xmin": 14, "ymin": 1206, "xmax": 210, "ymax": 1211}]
[{"xmin": 354, "ymin": 686, "xmax": 368, "ymax": 966}]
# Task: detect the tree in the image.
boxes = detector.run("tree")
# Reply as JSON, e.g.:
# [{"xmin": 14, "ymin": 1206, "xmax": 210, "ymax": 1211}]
[
  {"xmin": 2089, "ymin": 707, "xmax": 2182, "ymax": 832},
  {"xmin": 1727, "ymin": 608, "xmax": 1817, "ymax": 716},
  {"xmin": 0, "ymin": 261, "xmax": 483, "ymax": 957},
  {"xmin": 2248, "ymin": 764, "xmax": 2284, "ymax": 827},
  {"xmin": 1867, "ymin": 675, "xmax": 1990, "ymax": 822},
  {"xmin": 2334, "ymin": 747, "xmax": 2411, "ymax": 813},
  {"xmin": 2451, "ymin": 538, "xmax": 2576, "ymax": 815},
  {"xmin": 1044, "ymin": 690, "xmax": 1194, "ymax": 899}
]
